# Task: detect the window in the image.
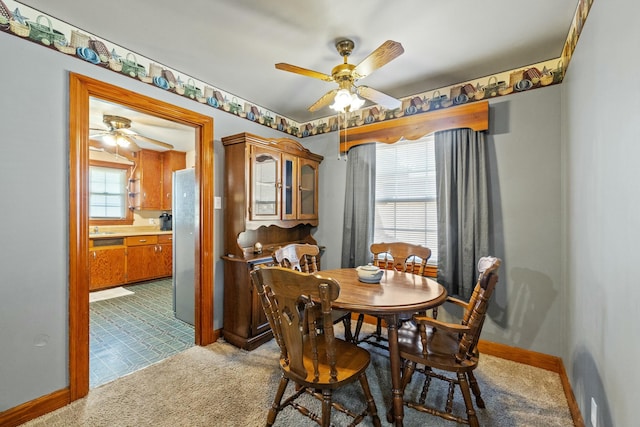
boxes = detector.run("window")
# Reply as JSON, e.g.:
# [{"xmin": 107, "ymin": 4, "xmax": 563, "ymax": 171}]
[
  {"xmin": 374, "ymin": 134, "xmax": 438, "ymax": 263},
  {"xmin": 89, "ymin": 166, "xmax": 128, "ymax": 220}
]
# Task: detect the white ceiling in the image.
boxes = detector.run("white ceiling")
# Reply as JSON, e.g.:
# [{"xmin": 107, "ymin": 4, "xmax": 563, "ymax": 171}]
[
  {"xmin": 20, "ymin": 0, "xmax": 578, "ymax": 133},
  {"xmin": 89, "ymin": 97, "xmax": 196, "ymax": 152}
]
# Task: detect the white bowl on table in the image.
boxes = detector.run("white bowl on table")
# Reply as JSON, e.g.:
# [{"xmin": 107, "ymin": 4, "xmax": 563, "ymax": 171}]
[{"xmin": 356, "ymin": 264, "xmax": 384, "ymax": 283}]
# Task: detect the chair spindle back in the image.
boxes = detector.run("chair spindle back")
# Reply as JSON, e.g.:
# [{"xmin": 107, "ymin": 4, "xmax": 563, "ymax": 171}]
[
  {"xmin": 370, "ymin": 242, "xmax": 431, "ymax": 276},
  {"xmin": 251, "ymin": 266, "xmax": 340, "ymax": 381},
  {"xmin": 273, "ymin": 243, "xmax": 319, "ymax": 273}
]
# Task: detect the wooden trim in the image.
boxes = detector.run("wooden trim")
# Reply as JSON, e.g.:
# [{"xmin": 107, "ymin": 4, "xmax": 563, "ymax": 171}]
[
  {"xmin": 195, "ymin": 120, "xmax": 216, "ymax": 345},
  {"xmin": 340, "ymin": 101, "xmax": 489, "ymax": 152},
  {"xmin": 479, "ymin": 340, "xmax": 585, "ymax": 427},
  {"xmin": 68, "ymin": 73, "xmax": 216, "ymax": 402},
  {"xmin": 477, "ymin": 339, "xmax": 562, "ymax": 372},
  {"xmin": 0, "ymin": 389, "xmax": 70, "ymax": 427},
  {"xmin": 69, "ymin": 74, "xmax": 90, "ymax": 400}
]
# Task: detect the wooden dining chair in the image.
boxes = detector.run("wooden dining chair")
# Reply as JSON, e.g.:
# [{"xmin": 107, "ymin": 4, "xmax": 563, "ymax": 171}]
[
  {"xmin": 272, "ymin": 243, "xmax": 320, "ymax": 273},
  {"xmin": 250, "ymin": 266, "xmax": 381, "ymax": 427},
  {"xmin": 395, "ymin": 256, "xmax": 501, "ymax": 427},
  {"xmin": 353, "ymin": 242, "xmax": 432, "ymax": 347},
  {"xmin": 273, "ymin": 243, "xmax": 353, "ymax": 341}
]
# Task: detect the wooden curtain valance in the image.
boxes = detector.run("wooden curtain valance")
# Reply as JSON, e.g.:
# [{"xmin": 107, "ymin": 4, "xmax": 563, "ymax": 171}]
[{"xmin": 339, "ymin": 101, "xmax": 489, "ymax": 152}]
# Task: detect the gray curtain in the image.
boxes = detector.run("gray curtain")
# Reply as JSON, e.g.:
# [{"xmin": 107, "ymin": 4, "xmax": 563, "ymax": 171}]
[
  {"xmin": 435, "ymin": 129, "xmax": 490, "ymax": 299},
  {"xmin": 341, "ymin": 143, "xmax": 376, "ymax": 268}
]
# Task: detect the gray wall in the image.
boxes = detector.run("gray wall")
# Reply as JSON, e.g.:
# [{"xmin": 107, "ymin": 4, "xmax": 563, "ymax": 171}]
[
  {"xmin": 562, "ymin": 1, "xmax": 639, "ymax": 426},
  {"xmin": 0, "ymin": 31, "xmax": 284, "ymax": 411},
  {"xmin": 304, "ymin": 85, "xmax": 565, "ymax": 357}
]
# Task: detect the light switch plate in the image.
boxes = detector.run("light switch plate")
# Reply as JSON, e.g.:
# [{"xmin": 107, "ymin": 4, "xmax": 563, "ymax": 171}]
[{"xmin": 214, "ymin": 196, "xmax": 222, "ymax": 210}]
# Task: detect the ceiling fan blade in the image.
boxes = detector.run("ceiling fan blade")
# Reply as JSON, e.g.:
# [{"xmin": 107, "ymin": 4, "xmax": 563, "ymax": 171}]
[
  {"xmin": 275, "ymin": 63, "xmax": 334, "ymax": 82},
  {"xmin": 118, "ymin": 128, "xmax": 136, "ymax": 135},
  {"xmin": 131, "ymin": 133, "xmax": 175, "ymax": 150},
  {"xmin": 357, "ymin": 86, "xmax": 402, "ymax": 110},
  {"xmin": 90, "ymin": 131, "xmax": 110, "ymax": 138},
  {"xmin": 89, "ymin": 140, "xmax": 136, "ymax": 162},
  {"xmin": 353, "ymin": 40, "xmax": 404, "ymax": 79},
  {"xmin": 308, "ymin": 89, "xmax": 338, "ymax": 112},
  {"xmin": 120, "ymin": 134, "xmax": 142, "ymax": 152}
]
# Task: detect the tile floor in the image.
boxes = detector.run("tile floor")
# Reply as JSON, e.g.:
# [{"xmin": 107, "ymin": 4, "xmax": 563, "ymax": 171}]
[{"xmin": 90, "ymin": 279, "xmax": 194, "ymax": 388}]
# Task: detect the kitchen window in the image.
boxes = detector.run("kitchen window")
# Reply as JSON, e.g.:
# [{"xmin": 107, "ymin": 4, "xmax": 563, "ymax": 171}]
[
  {"xmin": 89, "ymin": 163, "xmax": 133, "ymax": 225},
  {"xmin": 374, "ymin": 134, "xmax": 438, "ymax": 264}
]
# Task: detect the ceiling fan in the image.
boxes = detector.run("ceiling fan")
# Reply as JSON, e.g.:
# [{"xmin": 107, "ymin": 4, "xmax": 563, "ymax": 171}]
[
  {"xmin": 275, "ymin": 38, "xmax": 404, "ymax": 113},
  {"xmin": 90, "ymin": 114, "xmax": 174, "ymax": 152}
]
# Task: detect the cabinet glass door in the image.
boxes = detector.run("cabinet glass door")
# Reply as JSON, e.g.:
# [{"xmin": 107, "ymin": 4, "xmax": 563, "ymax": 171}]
[
  {"xmin": 298, "ymin": 158, "xmax": 319, "ymax": 219},
  {"xmin": 251, "ymin": 147, "xmax": 280, "ymax": 220},
  {"xmin": 282, "ymin": 154, "xmax": 297, "ymax": 220}
]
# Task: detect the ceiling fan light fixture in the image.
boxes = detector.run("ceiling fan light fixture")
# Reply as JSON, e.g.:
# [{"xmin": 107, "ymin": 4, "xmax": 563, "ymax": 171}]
[
  {"xmin": 330, "ymin": 88, "xmax": 364, "ymax": 113},
  {"xmin": 103, "ymin": 134, "xmax": 117, "ymax": 146},
  {"xmin": 116, "ymin": 135, "xmax": 130, "ymax": 147},
  {"xmin": 349, "ymin": 93, "xmax": 365, "ymax": 111},
  {"xmin": 330, "ymin": 89, "xmax": 352, "ymax": 112}
]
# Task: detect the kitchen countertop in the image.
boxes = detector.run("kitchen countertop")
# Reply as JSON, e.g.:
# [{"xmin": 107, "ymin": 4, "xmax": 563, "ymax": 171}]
[{"xmin": 89, "ymin": 229, "xmax": 173, "ymax": 239}]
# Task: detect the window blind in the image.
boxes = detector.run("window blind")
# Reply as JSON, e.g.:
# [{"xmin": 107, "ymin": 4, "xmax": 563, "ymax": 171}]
[
  {"xmin": 374, "ymin": 134, "xmax": 438, "ymax": 263},
  {"xmin": 89, "ymin": 166, "xmax": 127, "ymax": 219}
]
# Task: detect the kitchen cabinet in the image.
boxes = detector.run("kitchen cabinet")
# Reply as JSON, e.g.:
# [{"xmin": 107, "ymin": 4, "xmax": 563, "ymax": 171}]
[
  {"xmin": 89, "ymin": 233, "xmax": 173, "ymax": 289},
  {"xmin": 156, "ymin": 234, "xmax": 173, "ymax": 277},
  {"xmin": 125, "ymin": 235, "xmax": 173, "ymax": 282},
  {"xmin": 221, "ymin": 132, "xmax": 323, "ymax": 350},
  {"xmin": 131, "ymin": 149, "xmax": 186, "ymax": 211},
  {"xmin": 161, "ymin": 151, "xmax": 187, "ymax": 210},
  {"xmin": 89, "ymin": 240, "xmax": 126, "ymax": 291},
  {"xmin": 126, "ymin": 235, "xmax": 159, "ymax": 282},
  {"xmin": 131, "ymin": 150, "xmax": 163, "ymax": 210}
]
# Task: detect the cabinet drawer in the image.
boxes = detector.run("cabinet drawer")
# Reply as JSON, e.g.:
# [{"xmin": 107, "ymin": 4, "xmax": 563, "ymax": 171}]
[
  {"xmin": 90, "ymin": 237, "xmax": 125, "ymax": 248},
  {"xmin": 158, "ymin": 234, "xmax": 173, "ymax": 244},
  {"xmin": 126, "ymin": 235, "xmax": 158, "ymax": 246}
]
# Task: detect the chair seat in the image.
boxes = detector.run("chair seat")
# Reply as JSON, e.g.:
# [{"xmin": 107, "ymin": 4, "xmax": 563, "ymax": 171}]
[
  {"xmin": 397, "ymin": 323, "xmax": 478, "ymax": 372},
  {"xmin": 282, "ymin": 336, "xmax": 371, "ymax": 388}
]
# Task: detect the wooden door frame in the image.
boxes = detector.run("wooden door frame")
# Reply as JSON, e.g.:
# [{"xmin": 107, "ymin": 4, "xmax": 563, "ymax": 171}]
[{"xmin": 69, "ymin": 73, "xmax": 215, "ymax": 400}]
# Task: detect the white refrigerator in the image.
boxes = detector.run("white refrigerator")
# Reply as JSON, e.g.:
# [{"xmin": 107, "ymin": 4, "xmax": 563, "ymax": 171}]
[{"xmin": 172, "ymin": 168, "xmax": 196, "ymax": 325}]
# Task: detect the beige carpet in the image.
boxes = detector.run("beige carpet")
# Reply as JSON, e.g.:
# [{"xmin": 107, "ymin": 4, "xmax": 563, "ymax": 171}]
[{"xmin": 22, "ymin": 328, "xmax": 574, "ymax": 427}]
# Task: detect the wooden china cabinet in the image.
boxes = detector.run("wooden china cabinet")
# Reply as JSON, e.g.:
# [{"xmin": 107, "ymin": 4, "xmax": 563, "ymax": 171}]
[{"xmin": 221, "ymin": 132, "xmax": 323, "ymax": 350}]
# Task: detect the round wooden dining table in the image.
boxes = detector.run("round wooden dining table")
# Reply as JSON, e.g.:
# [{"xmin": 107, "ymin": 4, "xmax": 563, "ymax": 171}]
[{"xmin": 319, "ymin": 268, "xmax": 447, "ymax": 426}]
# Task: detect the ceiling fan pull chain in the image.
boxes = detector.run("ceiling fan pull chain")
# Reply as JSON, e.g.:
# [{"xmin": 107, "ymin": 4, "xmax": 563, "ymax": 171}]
[
  {"xmin": 337, "ymin": 113, "xmax": 342, "ymax": 161},
  {"xmin": 342, "ymin": 112, "xmax": 348, "ymax": 162}
]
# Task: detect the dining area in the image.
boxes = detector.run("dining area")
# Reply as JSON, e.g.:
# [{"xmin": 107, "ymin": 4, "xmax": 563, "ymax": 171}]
[
  {"xmin": 220, "ymin": 132, "xmax": 573, "ymax": 427},
  {"xmin": 251, "ymin": 241, "xmax": 502, "ymax": 427}
]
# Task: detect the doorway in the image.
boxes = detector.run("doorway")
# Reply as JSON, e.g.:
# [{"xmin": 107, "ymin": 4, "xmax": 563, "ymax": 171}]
[
  {"xmin": 69, "ymin": 73, "xmax": 216, "ymax": 400},
  {"xmin": 87, "ymin": 97, "xmax": 197, "ymax": 388}
]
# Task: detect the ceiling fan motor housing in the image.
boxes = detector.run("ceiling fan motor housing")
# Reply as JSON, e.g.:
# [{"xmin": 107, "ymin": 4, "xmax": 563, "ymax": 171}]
[
  {"xmin": 332, "ymin": 63, "xmax": 356, "ymax": 87},
  {"xmin": 103, "ymin": 115, "xmax": 132, "ymax": 130},
  {"xmin": 335, "ymin": 39, "xmax": 355, "ymax": 57}
]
